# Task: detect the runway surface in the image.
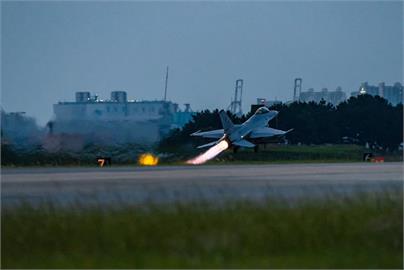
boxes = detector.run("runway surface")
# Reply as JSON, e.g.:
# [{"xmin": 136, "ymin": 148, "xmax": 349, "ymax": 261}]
[{"xmin": 2, "ymin": 162, "xmax": 403, "ymax": 207}]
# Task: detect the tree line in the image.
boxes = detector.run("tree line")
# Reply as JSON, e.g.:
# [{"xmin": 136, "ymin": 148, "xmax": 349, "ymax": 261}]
[{"xmin": 159, "ymin": 94, "xmax": 403, "ymax": 150}]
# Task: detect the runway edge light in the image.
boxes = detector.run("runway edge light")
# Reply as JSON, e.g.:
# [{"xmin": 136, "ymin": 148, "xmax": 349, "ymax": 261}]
[{"xmin": 138, "ymin": 153, "xmax": 159, "ymax": 166}]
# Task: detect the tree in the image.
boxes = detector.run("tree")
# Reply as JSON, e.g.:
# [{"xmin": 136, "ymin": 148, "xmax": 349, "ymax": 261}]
[
  {"xmin": 159, "ymin": 95, "xmax": 403, "ymax": 150},
  {"xmin": 336, "ymin": 95, "xmax": 403, "ymax": 148}
]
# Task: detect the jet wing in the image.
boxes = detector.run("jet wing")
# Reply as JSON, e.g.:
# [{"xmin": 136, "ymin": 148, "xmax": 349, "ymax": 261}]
[
  {"xmin": 249, "ymin": 127, "xmax": 293, "ymax": 139},
  {"xmin": 191, "ymin": 129, "xmax": 224, "ymax": 139}
]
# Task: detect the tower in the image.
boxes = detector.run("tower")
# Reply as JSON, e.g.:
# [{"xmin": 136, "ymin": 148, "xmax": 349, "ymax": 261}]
[
  {"xmin": 228, "ymin": 79, "xmax": 243, "ymax": 116},
  {"xmin": 293, "ymin": 78, "xmax": 302, "ymax": 102}
]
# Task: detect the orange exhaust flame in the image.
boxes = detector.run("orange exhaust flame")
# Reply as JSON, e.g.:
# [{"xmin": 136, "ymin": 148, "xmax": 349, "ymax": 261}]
[
  {"xmin": 138, "ymin": 153, "xmax": 159, "ymax": 166},
  {"xmin": 187, "ymin": 140, "xmax": 229, "ymax": 165}
]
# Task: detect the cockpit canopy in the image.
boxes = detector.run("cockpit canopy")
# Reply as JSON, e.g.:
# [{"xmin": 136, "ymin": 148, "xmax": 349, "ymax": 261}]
[{"xmin": 255, "ymin": 106, "xmax": 270, "ymax": 115}]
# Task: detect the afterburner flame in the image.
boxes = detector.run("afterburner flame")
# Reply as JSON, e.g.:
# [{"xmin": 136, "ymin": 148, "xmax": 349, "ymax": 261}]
[
  {"xmin": 187, "ymin": 140, "xmax": 229, "ymax": 165},
  {"xmin": 138, "ymin": 153, "xmax": 159, "ymax": 166}
]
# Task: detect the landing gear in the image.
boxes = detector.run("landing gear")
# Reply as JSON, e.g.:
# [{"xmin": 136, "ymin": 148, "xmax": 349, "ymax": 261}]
[{"xmin": 254, "ymin": 145, "xmax": 259, "ymax": 153}]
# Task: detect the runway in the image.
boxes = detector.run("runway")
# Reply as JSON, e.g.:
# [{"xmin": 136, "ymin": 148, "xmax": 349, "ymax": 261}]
[{"xmin": 2, "ymin": 162, "xmax": 402, "ymax": 207}]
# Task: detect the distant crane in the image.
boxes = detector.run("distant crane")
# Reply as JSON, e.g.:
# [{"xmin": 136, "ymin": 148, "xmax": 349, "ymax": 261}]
[
  {"xmin": 228, "ymin": 79, "xmax": 243, "ymax": 116},
  {"xmin": 293, "ymin": 78, "xmax": 302, "ymax": 102}
]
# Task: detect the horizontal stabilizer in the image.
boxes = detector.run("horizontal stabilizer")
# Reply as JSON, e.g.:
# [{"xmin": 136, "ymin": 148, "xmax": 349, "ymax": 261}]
[
  {"xmin": 233, "ymin": 139, "xmax": 255, "ymax": 148},
  {"xmin": 197, "ymin": 140, "xmax": 219, "ymax": 149},
  {"xmin": 285, "ymin": 128, "xmax": 294, "ymax": 134},
  {"xmin": 191, "ymin": 129, "xmax": 224, "ymax": 139},
  {"xmin": 190, "ymin": 130, "xmax": 202, "ymax": 136}
]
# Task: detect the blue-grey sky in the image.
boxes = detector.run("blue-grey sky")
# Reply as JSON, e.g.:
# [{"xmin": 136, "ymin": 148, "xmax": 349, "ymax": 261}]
[{"xmin": 2, "ymin": 1, "xmax": 403, "ymax": 125}]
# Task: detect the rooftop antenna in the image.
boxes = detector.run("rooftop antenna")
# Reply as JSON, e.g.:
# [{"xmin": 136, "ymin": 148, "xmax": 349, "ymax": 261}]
[{"xmin": 164, "ymin": 66, "xmax": 169, "ymax": 101}]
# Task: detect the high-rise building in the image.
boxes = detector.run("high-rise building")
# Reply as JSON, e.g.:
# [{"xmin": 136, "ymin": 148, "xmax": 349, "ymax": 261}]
[
  {"xmin": 352, "ymin": 82, "xmax": 403, "ymax": 105},
  {"xmin": 379, "ymin": 82, "xmax": 403, "ymax": 105},
  {"xmin": 299, "ymin": 87, "xmax": 346, "ymax": 106}
]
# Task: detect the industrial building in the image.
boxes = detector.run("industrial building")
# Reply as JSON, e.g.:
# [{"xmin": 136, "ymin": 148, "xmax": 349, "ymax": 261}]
[
  {"xmin": 256, "ymin": 98, "xmax": 282, "ymax": 107},
  {"xmin": 299, "ymin": 87, "xmax": 347, "ymax": 106},
  {"xmin": 52, "ymin": 91, "xmax": 193, "ymax": 144},
  {"xmin": 1, "ymin": 110, "xmax": 43, "ymax": 146},
  {"xmin": 351, "ymin": 82, "xmax": 403, "ymax": 105},
  {"xmin": 250, "ymin": 98, "xmax": 282, "ymax": 114}
]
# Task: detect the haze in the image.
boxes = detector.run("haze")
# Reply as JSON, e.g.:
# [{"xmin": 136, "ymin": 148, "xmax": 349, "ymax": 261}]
[{"xmin": 1, "ymin": 1, "xmax": 403, "ymax": 125}]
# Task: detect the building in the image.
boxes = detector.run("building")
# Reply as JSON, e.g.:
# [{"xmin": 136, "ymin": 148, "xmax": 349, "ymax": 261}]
[
  {"xmin": 1, "ymin": 110, "xmax": 43, "ymax": 146},
  {"xmin": 250, "ymin": 98, "xmax": 282, "ymax": 113},
  {"xmin": 299, "ymin": 87, "xmax": 346, "ymax": 106},
  {"xmin": 52, "ymin": 91, "xmax": 193, "ymax": 144},
  {"xmin": 172, "ymin": 103, "xmax": 194, "ymax": 128},
  {"xmin": 256, "ymin": 98, "xmax": 282, "ymax": 108},
  {"xmin": 383, "ymin": 83, "xmax": 403, "ymax": 105},
  {"xmin": 351, "ymin": 82, "xmax": 403, "ymax": 105}
]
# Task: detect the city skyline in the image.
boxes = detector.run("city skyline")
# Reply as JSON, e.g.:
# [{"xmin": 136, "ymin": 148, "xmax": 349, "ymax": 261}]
[{"xmin": 2, "ymin": 1, "xmax": 403, "ymax": 124}]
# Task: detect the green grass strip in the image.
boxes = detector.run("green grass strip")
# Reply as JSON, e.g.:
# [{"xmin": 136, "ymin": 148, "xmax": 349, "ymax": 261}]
[{"xmin": 2, "ymin": 192, "xmax": 403, "ymax": 268}]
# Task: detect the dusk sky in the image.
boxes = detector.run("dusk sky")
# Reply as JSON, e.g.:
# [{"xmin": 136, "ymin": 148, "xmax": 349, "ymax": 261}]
[{"xmin": 2, "ymin": 1, "xmax": 403, "ymax": 125}]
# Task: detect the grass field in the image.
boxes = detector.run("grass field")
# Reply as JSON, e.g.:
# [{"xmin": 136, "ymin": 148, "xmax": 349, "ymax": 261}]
[
  {"xmin": 210, "ymin": 144, "xmax": 364, "ymax": 163},
  {"xmin": 3, "ymin": 143, "xmax": 402, "ymax": 167},
  {"xmin": 2, "ymin": 191, "xmax": 403, "ymax": 268}
]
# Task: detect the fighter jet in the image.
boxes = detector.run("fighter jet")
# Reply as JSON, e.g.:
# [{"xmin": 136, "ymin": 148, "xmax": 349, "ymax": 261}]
[{"xmin": 191, "ymin": 107, "xmax": 293, "ymax": 152}]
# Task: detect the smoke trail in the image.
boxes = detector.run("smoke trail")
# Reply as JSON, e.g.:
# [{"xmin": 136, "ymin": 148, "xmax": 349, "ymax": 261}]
[{"xmin": 187, "ymin": 140, "xmax": 229, "ymax": 165}]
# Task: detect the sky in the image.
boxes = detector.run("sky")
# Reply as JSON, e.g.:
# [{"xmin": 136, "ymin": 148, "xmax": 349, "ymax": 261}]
[{"xmin": 1, "ymin": 1, "xmax": 403, "ymax": 125}]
